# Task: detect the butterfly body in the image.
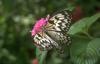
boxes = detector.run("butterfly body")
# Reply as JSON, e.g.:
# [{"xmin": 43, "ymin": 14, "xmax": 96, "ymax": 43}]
[{"xmin": 31, "ymin": 9, "xmax": 72, "ymax": 53}]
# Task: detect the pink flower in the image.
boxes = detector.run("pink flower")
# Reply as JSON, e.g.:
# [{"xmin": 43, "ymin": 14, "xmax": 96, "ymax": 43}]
[{"xmin": 31, "ymin": 15, "xmax": 50, "ymax": 36}]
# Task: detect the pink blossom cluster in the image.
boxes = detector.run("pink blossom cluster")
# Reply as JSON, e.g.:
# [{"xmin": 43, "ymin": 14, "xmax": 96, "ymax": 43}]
[{"xmin": 31, "ymin": 15, "xmax": 49, "ymax": 36}]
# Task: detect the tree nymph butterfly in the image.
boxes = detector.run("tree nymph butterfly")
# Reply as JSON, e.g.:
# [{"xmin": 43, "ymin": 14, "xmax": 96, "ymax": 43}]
[{"xmin": 31, "ymin": 9, "xmax": 72, "ymax": 53}]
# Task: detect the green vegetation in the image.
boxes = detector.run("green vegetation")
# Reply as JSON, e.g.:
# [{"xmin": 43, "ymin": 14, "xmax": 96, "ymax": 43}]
[{"xmin": 0, "ymin": 0, "xmax": 100, "ymax": 64}]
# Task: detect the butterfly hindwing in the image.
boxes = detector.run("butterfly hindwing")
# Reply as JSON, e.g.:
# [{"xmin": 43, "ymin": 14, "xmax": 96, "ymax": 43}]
[{"xmin": 33, "ymin": 31, "xmax": 59, "ymax": 51}]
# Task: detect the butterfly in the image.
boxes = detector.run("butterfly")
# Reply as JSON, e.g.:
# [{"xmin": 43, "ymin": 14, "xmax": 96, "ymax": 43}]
[{"xmin": 31, "ymin": 9, "xmax": 72, "ymax": 53}]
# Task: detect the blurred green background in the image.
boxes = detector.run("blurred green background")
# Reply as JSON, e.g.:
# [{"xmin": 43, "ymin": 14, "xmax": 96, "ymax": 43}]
[{"xmin": 0, "ymin": 0, "xmax": 100, "ymax": 64}]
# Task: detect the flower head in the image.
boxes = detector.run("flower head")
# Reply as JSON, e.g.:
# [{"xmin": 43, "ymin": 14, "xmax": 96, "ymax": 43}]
[{"xmin": 31, "ymin": 15, "xmax": 50, "ymax": 36}]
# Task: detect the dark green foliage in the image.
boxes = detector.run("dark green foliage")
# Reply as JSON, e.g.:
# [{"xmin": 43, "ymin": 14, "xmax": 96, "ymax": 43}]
[{"xmin": 0, "ymin": 0, "xmax": 100, "ymax": 64}]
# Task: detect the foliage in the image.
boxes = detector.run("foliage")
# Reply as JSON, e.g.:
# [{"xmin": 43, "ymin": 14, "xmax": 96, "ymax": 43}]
[{"xmin": 0, "ymin": 0, "xmax": 100, "ymax": 64}]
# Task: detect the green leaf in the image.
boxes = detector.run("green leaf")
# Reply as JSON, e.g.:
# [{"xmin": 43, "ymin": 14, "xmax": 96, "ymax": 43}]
[
  {"xmin": 68, "ymin": 13, "xmax": 100, "ymax": 35},
  {"xmin": 36, "ymin": 48, "xmax": 47, "ymax": 64},
  {"xmin": 70, "ymin": 37, "xmax": 100, "ymax": 64},
  {"xmin": 86, "ymin": 13, "xmax": 100, "ymax": 28},
  {"xmin": 68, "ymin": 17, "xmax": 89, "ymax": 35}
]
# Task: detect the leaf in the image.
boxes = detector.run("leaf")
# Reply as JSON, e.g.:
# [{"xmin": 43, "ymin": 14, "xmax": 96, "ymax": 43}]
[
  {"xmin": 36, "ymin": 48, "xmax": 47, "ymax": 64},
  {"xmin": 70, "ymin": 37, "xmax": 100, "ymax": 64},
  {"xmin": 68, "ymin": 13, "xmax": 100, "ymax": 35},
  {"xmin": 86, "ymin": 13, "xmax": 100, "ymax": 28},
  {"xmin": 68, "ymin": 17, "xmax": 89, "ymax": 35}
]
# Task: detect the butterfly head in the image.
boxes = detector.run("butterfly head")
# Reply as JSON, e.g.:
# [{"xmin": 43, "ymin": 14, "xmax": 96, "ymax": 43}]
[{"xmin": 31, "ymin": 15, "xmax": 50, "ymax": 36}]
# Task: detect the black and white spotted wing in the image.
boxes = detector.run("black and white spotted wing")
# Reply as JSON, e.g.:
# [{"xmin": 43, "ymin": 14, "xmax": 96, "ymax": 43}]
[
  {"xmin": 33, "ymin": 9, "xmax": 72, "ymax": 52},
  {"xmin": 33, "ymin": 31, "xmax": 60, "ymax": 51},
  {"xmin": 44, "ymin": 9, "xmax": 72, "ymax": 45}
]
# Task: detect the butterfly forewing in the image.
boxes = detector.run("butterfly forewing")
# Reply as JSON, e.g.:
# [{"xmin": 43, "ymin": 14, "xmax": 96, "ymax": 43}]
[{"xmin": 45, "ymin": 10, "xmax": 72, "ymax": 45}]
